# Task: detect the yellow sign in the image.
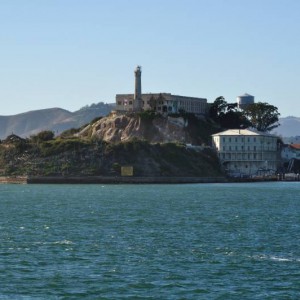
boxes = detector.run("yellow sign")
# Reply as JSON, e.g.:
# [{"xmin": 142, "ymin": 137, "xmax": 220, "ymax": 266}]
[{"xmin": 121, "ymin": 166, "xmax": 133, "ymax": 176}]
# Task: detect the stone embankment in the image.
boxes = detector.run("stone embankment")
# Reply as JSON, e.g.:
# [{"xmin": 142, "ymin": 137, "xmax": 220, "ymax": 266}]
[
  {"xmin": 0, "ymin": 176, "xmax": 28, "ymax": 184},
  {"xmin": 27, "ymin": 176, "xmax": 227, "ymax": 184}
]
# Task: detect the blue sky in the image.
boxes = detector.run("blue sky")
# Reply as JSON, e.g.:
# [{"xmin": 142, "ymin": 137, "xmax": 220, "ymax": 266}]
[{"xmin": 0, "ymin": 0, "xmax": 299, "ymax": 117}]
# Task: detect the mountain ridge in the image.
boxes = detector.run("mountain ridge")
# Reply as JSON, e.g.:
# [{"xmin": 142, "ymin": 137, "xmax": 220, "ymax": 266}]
[{"xmin": 0, "ymin": 102, "xmax": 114, "ymax": 139}]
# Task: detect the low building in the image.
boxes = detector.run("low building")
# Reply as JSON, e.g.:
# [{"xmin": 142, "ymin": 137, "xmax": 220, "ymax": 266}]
[
  {"xmin": 281, "ymin": 144, "xmax": 300, "ymax": 161},
  {"xmin": 212, "ymin": 129, "xmax": 280, "ymax": 177},
  {"xmin": 116, "ymin": 93, "xmax": 207, "ymax": 116}
]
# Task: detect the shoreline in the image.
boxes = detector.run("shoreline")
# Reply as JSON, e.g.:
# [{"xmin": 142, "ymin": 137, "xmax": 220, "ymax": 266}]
[
  {"xmin": 0, "ymin": 175, "xmax": 298, "ymax": 184},
  {"xmin": 27, "ymin": 176, "xmax": 228, "ymax": 184},
  {"xmin": 0, "ymin": 176, "xmax": 227, "ymax": 184}
]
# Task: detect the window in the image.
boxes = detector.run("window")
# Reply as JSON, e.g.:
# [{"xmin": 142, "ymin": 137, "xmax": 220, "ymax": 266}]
[
  {"xmin": 117, "ymin": 101, "xmax": 122, "ymax": 105},
  {"xmin": 129, "ymin": 101, "xmax": 133, "ymax": 105}
]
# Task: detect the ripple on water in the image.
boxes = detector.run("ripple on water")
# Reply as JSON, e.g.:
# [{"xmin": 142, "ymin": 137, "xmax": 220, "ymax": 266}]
[{"xmin": 0, "ymin": 183, "xmax": 299, "ymax": 298}]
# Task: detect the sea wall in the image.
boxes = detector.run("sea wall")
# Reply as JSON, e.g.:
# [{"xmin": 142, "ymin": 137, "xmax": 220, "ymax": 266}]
[
  {"xmin": 0, "ymin": 176, "xmax": 28, "ymax": 184},
  {"xmin": 27, "ymin": 176, "xmax": 228, "ymax": 184}
]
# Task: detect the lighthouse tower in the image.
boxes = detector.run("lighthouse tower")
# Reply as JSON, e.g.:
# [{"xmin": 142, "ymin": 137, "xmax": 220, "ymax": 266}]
[{"xmin": 134, "ymin": 66, "xmax": 142, "ymax": 111}]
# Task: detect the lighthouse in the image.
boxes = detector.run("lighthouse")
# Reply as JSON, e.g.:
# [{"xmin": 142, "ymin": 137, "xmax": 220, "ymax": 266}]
[{"xmin": 134, "ymin": 66, "xmax": 142, "ymax": 111}]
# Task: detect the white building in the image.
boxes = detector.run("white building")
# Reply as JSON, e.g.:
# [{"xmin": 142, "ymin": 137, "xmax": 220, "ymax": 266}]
[{"xmin": 212, "ymin": 129, "xmax": 279, "ymax": 177}]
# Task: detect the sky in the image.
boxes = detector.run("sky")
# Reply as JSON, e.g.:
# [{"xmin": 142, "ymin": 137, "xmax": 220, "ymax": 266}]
[{"xmin": 0, "ymin": 0, "xmax": 299, "ymax": 117}]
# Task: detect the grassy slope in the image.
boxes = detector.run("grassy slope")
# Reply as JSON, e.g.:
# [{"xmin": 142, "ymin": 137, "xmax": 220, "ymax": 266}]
[{"xmin": 0, "ymin": 138, "xmax": 223, "ymax": 177}]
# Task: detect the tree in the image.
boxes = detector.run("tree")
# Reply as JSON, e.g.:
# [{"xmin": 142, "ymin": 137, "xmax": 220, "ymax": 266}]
[
  {"xmin": 31, "ymin": 130, "xmax": 55, "ymax": 143},
  {"xmin": 244, "ymin": 102, "xmax": 280, "ymax": 132},
  {"xmin": 209, "ymin": 96, "xmax": 251, "ymax": 129},
  {"xmin": 209, "ymin": 96, "xmax": 228, "ymax": 121}
]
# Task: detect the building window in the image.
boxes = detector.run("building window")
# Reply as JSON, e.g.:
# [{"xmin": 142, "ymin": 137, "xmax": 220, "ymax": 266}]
[
  {"xmin": 117, "ymin": 101, "xmax": 122, "ymax": 105},
  {"xmin": 129, "ymin": 101, "xmax": 133, "ymax": 105},
  {"xmin": 223, "ymin": 146, "xmax": 226, "ymax": 151}
]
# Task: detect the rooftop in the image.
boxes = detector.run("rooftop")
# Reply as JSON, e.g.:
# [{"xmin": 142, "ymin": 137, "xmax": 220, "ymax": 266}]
[{"xmin": 212, "ymin": 128, "xmax": 277, "ymax": 137}]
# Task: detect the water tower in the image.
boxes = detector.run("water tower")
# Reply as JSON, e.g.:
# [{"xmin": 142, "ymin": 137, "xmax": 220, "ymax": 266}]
[{"xmin": 237, "ymin": 93, "xmax": 255, "ymax": 110}]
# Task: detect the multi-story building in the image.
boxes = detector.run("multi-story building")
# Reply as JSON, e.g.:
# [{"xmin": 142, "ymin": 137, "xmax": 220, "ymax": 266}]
[
  {"xmin": 212, "ymin": 129, "xmax": 280, "ymax": 177},
  {"xmin": 116, "ymin": 92, "xmax": 207, "ymax": 116},
  {"xmin": 115, "ymin": 66, "xmax": 207, "ymax": 116}
]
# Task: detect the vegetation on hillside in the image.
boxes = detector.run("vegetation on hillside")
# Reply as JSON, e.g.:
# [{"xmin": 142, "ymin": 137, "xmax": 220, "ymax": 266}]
[{"xmin": 0, "ymin": 130, "xmax": 223, "ymax": 177}]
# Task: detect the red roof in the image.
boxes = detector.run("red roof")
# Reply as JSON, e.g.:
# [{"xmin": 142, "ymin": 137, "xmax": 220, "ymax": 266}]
[{"xmin": 290, "ymin": 144, "xmax": 300, "ymax": 150}]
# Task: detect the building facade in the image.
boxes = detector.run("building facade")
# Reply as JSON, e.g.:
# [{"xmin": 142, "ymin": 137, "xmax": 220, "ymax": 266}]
[
  {"xmin": 281, "ymin": 144, "xmax": 300, "ymax": 161},
  {"xmin": 212, "ymin": 129, "xmax": 279, "ymax": 177},
  {"xmin": 116, "ymin": 92, "xmax": 207, "ymax": 116},
  {"xmin": 115, "ymin": 66, "xmax": 207, "ymax": 116}
]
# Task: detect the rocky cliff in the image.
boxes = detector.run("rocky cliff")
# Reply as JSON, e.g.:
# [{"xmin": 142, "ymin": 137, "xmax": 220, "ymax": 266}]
[{"xmin": 77, "ymin": 113, "xmax": 197, "ymax": 144}]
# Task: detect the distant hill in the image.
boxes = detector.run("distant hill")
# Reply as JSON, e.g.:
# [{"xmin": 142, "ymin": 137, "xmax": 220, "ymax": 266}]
[
  {"xmin": 272, "ymin": 116, "xmax": 300, "ymax": 139},
  {"xmin": 0, "ymin": 102, "xmax": 114, "ymax": 139}
]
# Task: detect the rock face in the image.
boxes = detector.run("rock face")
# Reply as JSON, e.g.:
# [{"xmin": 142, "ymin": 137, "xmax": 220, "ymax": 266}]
[{"xmin": 78, "ymin": 113, "xmax": 190, "ymax": 143}]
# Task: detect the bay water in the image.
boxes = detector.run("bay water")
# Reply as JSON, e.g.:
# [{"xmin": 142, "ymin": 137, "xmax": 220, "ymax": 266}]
[{"xmin": 0, "ymin": 182, "xmax": 299, "ymax": 299}]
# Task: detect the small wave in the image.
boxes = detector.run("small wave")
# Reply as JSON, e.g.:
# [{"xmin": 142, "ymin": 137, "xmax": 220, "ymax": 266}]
[
  {"xmin": 270, "ymin": 256, "xmax": 292, "ymax": 262},
  {"xmin": 251, "ymin": 254, "xmax": 299, "ymax": 262},
  {"xmin": 53, "ymin": 240, "xmax": 74, "ymax": 245}
]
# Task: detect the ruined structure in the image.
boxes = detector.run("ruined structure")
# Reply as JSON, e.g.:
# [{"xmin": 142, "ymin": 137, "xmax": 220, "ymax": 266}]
[{"xmin": 116, "ymin": 66, "xmax": 208, "ymax": 116}]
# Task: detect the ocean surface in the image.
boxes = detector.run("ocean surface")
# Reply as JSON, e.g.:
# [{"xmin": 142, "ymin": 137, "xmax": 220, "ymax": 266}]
[{"xmin": 0, "ymin": 182, "xmax": 299, "ymax": 299}]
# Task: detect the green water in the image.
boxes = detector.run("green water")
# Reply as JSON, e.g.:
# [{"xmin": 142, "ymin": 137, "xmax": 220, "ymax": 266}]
[{"xmin": 0, "ymin": 183, "xmax": 299, "ymax": 299}]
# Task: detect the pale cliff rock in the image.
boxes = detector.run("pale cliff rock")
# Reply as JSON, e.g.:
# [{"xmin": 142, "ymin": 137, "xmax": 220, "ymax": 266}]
[{"xmin": 77, "ymin": 113, "xmax": 190, "ymax": 143}]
